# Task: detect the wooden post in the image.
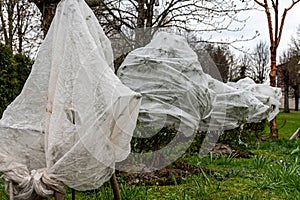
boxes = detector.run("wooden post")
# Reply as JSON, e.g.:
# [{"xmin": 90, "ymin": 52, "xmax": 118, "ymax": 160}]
[
  {"xmin": 9, "ymin": 181, "xmax": 13, "ymax": 200},
  {"xmin": 289, "ymin": 128, "xmax": 300, "ymax": 140},
  {"xmin": 54, "ymin": 192, "xmax": 65, "ymax": 200},
  {"xmin": 72, "ymin": 189, "xmax": 75, "ymax": 200},
  {"xmin": 110, "ymin": 174, "xmax": 121, "ymax": 200}
]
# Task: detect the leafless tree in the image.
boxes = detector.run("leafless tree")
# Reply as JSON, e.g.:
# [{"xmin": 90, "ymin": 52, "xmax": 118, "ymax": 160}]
[
  {"xmin": 202, "ymin": 44, "xmax": 233, "ymax": 82},
  {"xmin": 252, "ymin": 40, "xmax": 269, "ymax": 83},
  {"xmin": 253, "ymin": 0, "xmax": 300, "ymax": 138},
  {"xmin": 289, "ymin": 26, "xmax": 300, "ymax": 111},
  {"xmin": 278, "ymin": 52, "xmax": 299, "ymax": 112},
  {"xmin": 278, "ymin": 51, "xmax": 292, "ymax": 113},
  {"xmin": 278, "ymin": 26, "xmax": 300, "ymax": 112},
  {"xmin": 94, "ymin": 0, "xmax": 257, "ymax": 53},
  {"xmin": 289, "ymin": 25, "xmax": 300, "ymax": 57},
  {"xmin": 238, "ymin": 53, "xmax": 253, "ymax": 79},
  {"xmin": 28, "ymin": 0, "xmax": 257, "ymax": 56},
  {"xmin": 0, "ymin": 0, "xmax": 42, "ymax": 56}
]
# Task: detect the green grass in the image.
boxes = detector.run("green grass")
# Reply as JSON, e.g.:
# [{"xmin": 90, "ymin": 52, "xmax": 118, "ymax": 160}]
[
  {"xmin": 0, "ymin": 111, "xmax": 299, "ymax": 199},
  {"xmin": 265, "ymin": 110, "xmax": 300, "ymax": 138}
]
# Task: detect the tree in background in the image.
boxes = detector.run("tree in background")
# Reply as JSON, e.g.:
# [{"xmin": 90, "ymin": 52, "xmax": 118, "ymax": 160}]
[
  {"xmin": 278, "ymin": 54, "xmax": 300, "ymax": 112},
  {"xmin": 278, "ymin": 51, "xmax": 292, "ymax": 113},
  {"xmin": 278, "ymin": 25, "xmax": 300, "ymax": 112},
  {"xmin": 253, "ymin": 0, "xmax": 300, "ymax": 138},
  {"xmin": 228, "ymin": 60, "xmax": 240, "ymax": 82},
  {"xmin": 93, "ymin": 0, "xmax": 254, "ymax": 45},
  {"xmin": 238, "ymin": 53, "xmax": 253, "ymax": 79},
  {"xmin": 203, "ymin": 44, "xmax": 233, "ymax": 82},
  {"xmin": 28, "ymin": 0, "xmax": 256, "ymax": 66},
  {"xmin": 288, "ymin": 25, "xmax": 300, "ymax": 111},
  {"xmin": 0, "ymin": 43, "xmax": 32, "ymax": 117},
  {"xmin": 252, "ymin": 40, "xmax": 269, "ymax": 83},
  {"xmin": 289, "ymin": 25, "xmax": 300, "ymax": 57},
  {"xmin": 28, "ymin": 0, "xmax": 105, "ymax": 35},
  {"xmin": 0, "ymin": 0, "xmax": 42, "ymax": 56}
]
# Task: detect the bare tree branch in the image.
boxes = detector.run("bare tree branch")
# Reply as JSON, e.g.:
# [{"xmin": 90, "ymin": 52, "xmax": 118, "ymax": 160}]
[
  {"xmin": 254, "ymin": 0, "xmax": 265, "ymax": 7},
  {"xmin": 277, "ymin": 0, "xmax": 300, "ymax": 46}
]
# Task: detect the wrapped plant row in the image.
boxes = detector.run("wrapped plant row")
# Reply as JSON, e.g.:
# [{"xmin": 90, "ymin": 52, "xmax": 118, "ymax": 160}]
[
  {"xmin": 118, "ymin": 32, "xmax": 282, "ymax": 134},
  {"xmin": 0, "ymin": 0, "xmax": 281, "ymax": 199}
]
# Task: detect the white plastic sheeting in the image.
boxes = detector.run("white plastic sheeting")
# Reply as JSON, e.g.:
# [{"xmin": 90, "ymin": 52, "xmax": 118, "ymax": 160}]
[
  {"xmin": 227, "ymin": 77, "xmax": 282, "ymax": 121},
  {"xmin": 0, "ymin": 0, "xmax": 141, "ymax": 199},
  {"xmin": 118, "ymin": 32, "xmax": 282, "ymax": 133},
  {"xmin": 118, "ymin": 32, "xmax": 215, "ymax": 137},
  {"xmin": 200, "ymin": 75, "xmax": 271, "ymax": 131}
]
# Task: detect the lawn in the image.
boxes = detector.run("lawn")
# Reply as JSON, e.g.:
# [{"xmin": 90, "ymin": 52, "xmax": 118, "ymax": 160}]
[
  {"xmin": 265, "ymin": 110, "xmax": 300, "ymax": 138},
  {"xmin": 0, "ymin": 111, "xmax": 299, "ymax": 200}
]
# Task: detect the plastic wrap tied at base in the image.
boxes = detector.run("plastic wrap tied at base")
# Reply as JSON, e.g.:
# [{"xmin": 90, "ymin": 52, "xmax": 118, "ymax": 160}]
[
  {"xmin": 118, "ymin": 32, "xmax": 282, "ymax": 134},
  {"xmin": 118, "ymin": 32, "xmax": 215, "ymax": 137},
  {"xmin": 0, "ymin": 0, "xmax": 141, "ymax": 199}
]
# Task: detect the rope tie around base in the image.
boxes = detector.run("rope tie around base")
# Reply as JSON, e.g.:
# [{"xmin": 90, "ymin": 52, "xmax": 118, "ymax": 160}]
[{"xmin": 3, "ymin": 168, "xmax": 65, "ymax": 200}]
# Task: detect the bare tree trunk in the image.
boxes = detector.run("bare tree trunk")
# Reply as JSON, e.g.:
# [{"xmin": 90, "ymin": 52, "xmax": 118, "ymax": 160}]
[
  {"xmin": 254, "ymin": 0, "xmax": 300, "ymax": 138},
  {"xmin": 135, "ymin": 0, "xmax": 146, "ymax": 48},
  {"xmin": 54, "ymin": 192, "xmax": 64, "ymax": 200},
  {"xmin": 72, "ymin": 189, "xmax": 75, "ymax": 200},
  {"xmin": 29, "ymin": 0, "xmax": 106, "ymax": 37},
  {"xmin": 7, "ymin": 0, "xmax": 15, "ymax": 50},
  {"xmin": 0, "ymin": 2, "xmax": 9, "ymax": 47},
  {"xmin": 110, "ymin": 174, "xmax": 121, "ymax": 200},
  {"xmin": 270, "ymin": 47, "xmax": 278, "ymax": 138},
  {"xmin": 284, "ymin": 84, "xmax": 290, "ymax": 113},
  {"xmin": 269, "ymin": 48, "xmax": 277, "ymax": 87},
  {"xmin": 16, "ymin": 2, "xmax": 23, "ymax": 53},
  {"xmin": 295, "ymin": 86, "xmax": 299, "ymax": 111},
  {"xmin": 30, "ymin": 0, "xmax": 59, "ymax": 37}
]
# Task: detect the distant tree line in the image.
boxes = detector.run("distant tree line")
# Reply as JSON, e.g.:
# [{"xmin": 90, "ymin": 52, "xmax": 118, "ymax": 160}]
[{"xmin": 278, "ymin": 25, "xmax": 300, "ymax": 112}]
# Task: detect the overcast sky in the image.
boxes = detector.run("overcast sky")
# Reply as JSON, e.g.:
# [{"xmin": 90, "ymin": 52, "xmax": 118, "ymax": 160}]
[
  {"xmin": 236, "ymin": 1, "xmax": 300, "ymax": 57},
  {"xmin": 202, "ymin": 1, "xmax": 300, "ymax": 58}
]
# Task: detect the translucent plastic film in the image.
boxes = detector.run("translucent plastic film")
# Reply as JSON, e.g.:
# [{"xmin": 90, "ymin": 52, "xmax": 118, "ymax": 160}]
[{"xmin": 0, "ymin": 0, "xmax": 141, "ymax": 198}]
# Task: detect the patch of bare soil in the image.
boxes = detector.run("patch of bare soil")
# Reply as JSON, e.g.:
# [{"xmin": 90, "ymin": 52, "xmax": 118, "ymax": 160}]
[
  {"xmin": 116, "ymin": 158, "xmax": 200, "ymax": 186},
  {"xmin": 116, "ymin": 143, "xmax": 252, "ymax": 186},
  {"xmin": 212, "ymin": 143, "xmax": 253, "ymax": 158}
]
